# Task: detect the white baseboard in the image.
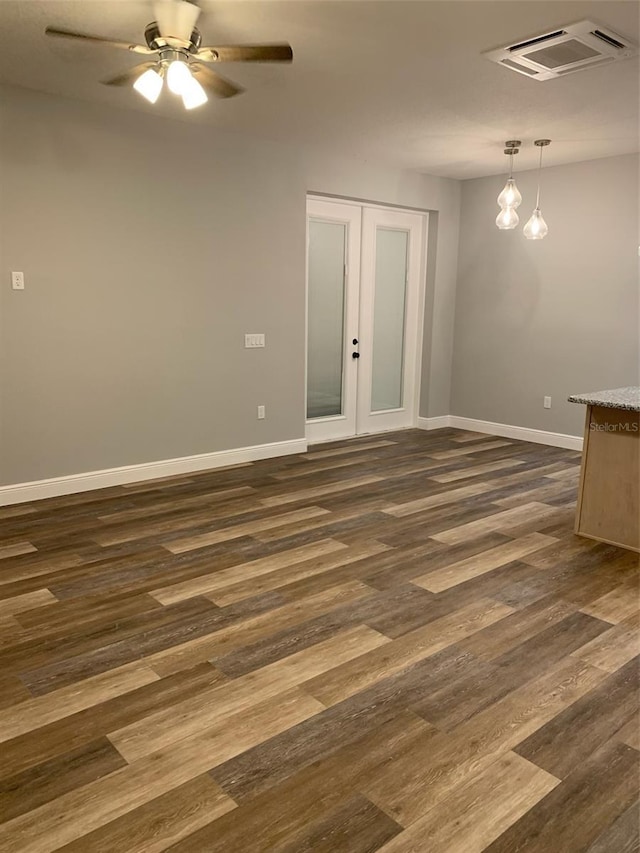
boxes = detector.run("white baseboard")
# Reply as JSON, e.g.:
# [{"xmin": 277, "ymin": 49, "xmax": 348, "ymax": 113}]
[
  {"xmin": 0, "ymin": 415, "xmax": 582, "ymax": 507},
  {"xmin": 416, "ymin": 416, "xmax": 451, "ymax": 431},
  {"xmin": 416, "ymin": 414, "xmax": 582, "ymax": 451},
  {"xmin": 0, "ymin": 438, "xmax": 307, "ymax": 507},
  {"xmin": 448, "ymin": 416, "xmax": 583, "ymax": 451}
]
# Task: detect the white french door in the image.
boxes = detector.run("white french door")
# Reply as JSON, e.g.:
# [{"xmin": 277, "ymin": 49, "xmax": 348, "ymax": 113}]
[{"xmin": 306, "ymin": 198, "xmax": 427, "ymax": 443}]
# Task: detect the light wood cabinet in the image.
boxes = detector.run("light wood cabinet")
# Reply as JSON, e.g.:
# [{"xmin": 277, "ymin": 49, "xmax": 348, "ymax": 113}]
[{"xmin": 574, "ymin": 404, "xmax": 640, "ymax": 553}]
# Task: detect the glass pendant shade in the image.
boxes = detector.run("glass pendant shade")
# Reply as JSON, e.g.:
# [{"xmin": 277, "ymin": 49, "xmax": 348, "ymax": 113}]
[
  {"xmin": 167, "ymin": 60, "xmax": 193, "ymax": 95},
  {"xmin": 496, "ymin": 206, "xmax": 519, "ymax": 230},
  {"xmin": 182, "ymin": 77, "xmax": 208, "ymax": 109},
  {"xmin": 133, "ymin": 68, "xmax": 163, "ymax": 103},
  {"xmin": 497, "ymin": 178, "xmax": 522, "ymax": 209},
  {"xmin": 523, "ymin": 207, "xmax": 548, "ymax": 240}
]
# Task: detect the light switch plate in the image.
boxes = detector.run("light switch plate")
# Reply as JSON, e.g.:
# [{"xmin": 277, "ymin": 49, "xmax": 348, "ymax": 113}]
[{"xmin": 245, "ymin": 334, "xmax": 265, "ymax": 348}]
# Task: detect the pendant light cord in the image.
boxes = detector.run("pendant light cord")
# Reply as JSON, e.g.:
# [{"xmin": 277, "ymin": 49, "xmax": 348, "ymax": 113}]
[
  {"xmin": 509, "ymin": 150, "xmax": 514, "ymax": 180},
  {"xmin": 535, "ymin": 145, "xmax": 544, "ymax": 209}
]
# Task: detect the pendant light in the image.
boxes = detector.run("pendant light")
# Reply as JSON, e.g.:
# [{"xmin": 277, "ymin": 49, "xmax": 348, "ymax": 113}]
[
  {"xmin": 496, "ymin": 206, "xmax": 520, "ymax": 230},
  {"xmin": 524, "ymin": 139, "xmax": 551, "ymax": 240},
  {"xmin": 496, "ymin": 140, "xmax": 522, "ymax": 230}
]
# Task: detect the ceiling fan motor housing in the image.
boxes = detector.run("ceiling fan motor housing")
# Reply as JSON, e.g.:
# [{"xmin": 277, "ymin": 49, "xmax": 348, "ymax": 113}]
[{"xmin": 144, "ymin": 22, "xmax": 202, "ymax": 53}]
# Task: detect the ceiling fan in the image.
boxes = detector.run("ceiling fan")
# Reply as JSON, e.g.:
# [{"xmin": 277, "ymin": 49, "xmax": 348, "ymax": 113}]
[{"xmin": 44, "ymin": 0, "xmax": 293, "ymax": 109}]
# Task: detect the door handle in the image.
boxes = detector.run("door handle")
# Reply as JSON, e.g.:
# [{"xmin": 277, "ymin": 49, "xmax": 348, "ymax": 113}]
[{"xmin": 352, "ymin": 352, "xmax": 360, "ymax": 359}]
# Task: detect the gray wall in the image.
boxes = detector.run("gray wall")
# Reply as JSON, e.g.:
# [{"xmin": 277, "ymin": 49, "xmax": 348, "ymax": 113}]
[
  {"xmin": 0, "ymin": 84, "xmax": 460, "ymax": 485},
  {"xmin": 451, "ymin": 153, "xmax": 640, "ymax": 437}
]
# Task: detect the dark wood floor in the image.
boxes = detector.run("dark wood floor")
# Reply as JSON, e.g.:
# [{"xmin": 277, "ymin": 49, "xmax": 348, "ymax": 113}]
[{"xmin": 0, "ymin": 428, "xmax": 638, "ymax": 852}]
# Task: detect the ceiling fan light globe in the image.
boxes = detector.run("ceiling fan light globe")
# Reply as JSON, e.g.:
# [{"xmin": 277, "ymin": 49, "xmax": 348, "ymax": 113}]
[
  {"xmin": 133, "ymin": 68, "xmax": 164, "ymax": 103},
  {"xmin": 182, "ymin": 76, "xmax": 208, "ymax": 109},
  {"xmin": 166, "ymin": 59, "xmax": 192, "ymax": 95}
]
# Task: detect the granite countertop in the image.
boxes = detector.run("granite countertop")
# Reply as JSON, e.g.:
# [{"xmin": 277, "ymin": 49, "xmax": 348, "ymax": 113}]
[{"xmin": 568, "ymin": 386, "xmax": 640, "ymax": 412}]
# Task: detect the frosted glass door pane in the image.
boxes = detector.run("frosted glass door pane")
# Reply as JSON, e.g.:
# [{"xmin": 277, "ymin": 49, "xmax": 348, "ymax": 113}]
[
  {"xmin": 307, "ymin": 220, "xmax": 346, "ymax": 419},
  {"xmin": 371, "ymin": 228, "xmax": 408, "ymax": 412}
]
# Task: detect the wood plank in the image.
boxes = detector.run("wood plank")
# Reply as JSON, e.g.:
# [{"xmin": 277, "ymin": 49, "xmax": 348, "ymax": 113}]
[
  {"xmin": 168, "ymin": 711, "xmax": 434, "ymax": 851},
  {"xmin": 0, "ymin": 750, "xmax": 235, "ymax": 853},
  {"xmin": 411, "ymin": 611, "xmax": 610, "ymax": 732},
  {"xmin": 581, "ymin": 582, "xmax": 639, "ymax": 624},
  {"xmin": 259, "ymin": 475, "xmax": 383, "ymax": 507},
  {"xmin": 0, "ymin": 661, "xmax": 159, "ymax": 743},
  {"xmin": 305, "ymin": 598, "xmax": 514, "ymax": 705},
  {"xmin": 413, "ymin": 532, "xmax": 558, "ymax": 593},
  {"xmin": 376, "ymin": 751, "xmax": 559, "ymax": 853},
  {"xmin": 616, "ymin": 716, "xmax": 640, "ymax": 751},
  {"xmin": 165, "ymin": 506, "xmax": 331, "ymax": 553},
  {"xmin": 572, "ymin": 613, "xmax": 640, "ymax": 672},
  {"xmin": 454, "ymin": 595, "xmax": 578, "ymax": 661},
  {"xmin": 0, "ymin": 688, "xmax": 323, "ymax": 853},
  {"xmin": 484, "ymin": 741, "xmax": 640, "ymax": 853},
  {"xmin": 277, "ymin": 794, "xmax": 401, "ymax": 852},
  {"xmin": 303, "ymin": 440, "xmax": 397, "ymax": 459},
  {"xmin": 0, "ymin": 737, "xmax": 127, "ymax": 822},
  {"xmin": 150, "ymin": 539, "xmax": 348, "ymax": 604},
  {"xmin": 0, "ymin": 589, "xmax": 57, "ymax": 617},
  {"xmin": 108, "ymin": 625, "xmax": 389, "ymax": 763},
  {"xmin": 429, "ymin": 458, "xmax": 525, "ymax": 483},
  {"xmin": 514, "ymin": 656, "xmax": 640, "ymax": 778},
  {"xmin": 383, "ymin": 482, "xmax": 492, "ymax": 517},
  {"xmin": 360, "ymin": 657, "xmax": 606, "ymax": 826},
  {"xmin": 431, "ymin": 502, "xmax": 554, "ymax": 545},
  {"xmin": 57, "ymin": 774, "xmax": 230, "ymax": 853},
  {"xmin": 585, "ymin": 800, "xmax": 640, "ymax": 853},
  {"xmin": 427, "ymin": 440, "xmax": 513, "ymax": 459},
  {"xmin": 207, "ymin": 540, "xmax": 390, "ymax": 606},
  {"xmin": 0, "ymin": 542, "xmax": 37, "ymax": 560},
  {"xmin": 0, "ymin": 663, "xmax": 224, "ymax": 781},
  {"xmin": 146, "ymin": 581, "xmax": 373, "ymax": 677}
]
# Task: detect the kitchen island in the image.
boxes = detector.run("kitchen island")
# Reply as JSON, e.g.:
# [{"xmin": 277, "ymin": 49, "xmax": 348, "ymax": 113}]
[{"xmin": 568, "ymin": 387, "xmax": 640, "ymax": 553}]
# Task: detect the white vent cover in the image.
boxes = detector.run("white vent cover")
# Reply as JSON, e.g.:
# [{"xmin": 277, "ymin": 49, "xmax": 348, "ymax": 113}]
[{"xmin": 483, "ymin": 20, "xmax": 637, "ymax": 80}]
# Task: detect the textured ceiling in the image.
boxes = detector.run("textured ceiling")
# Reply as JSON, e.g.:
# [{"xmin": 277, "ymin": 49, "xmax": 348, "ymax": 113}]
[{"xmin": 0, "ymin": 0, "xmax": 638, "ymax": 178}]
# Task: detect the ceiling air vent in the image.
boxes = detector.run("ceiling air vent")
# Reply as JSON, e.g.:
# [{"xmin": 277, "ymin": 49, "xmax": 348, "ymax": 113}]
[{"xmin": 483, "ymin": 20, "xmax": 638, "ymax": 80}]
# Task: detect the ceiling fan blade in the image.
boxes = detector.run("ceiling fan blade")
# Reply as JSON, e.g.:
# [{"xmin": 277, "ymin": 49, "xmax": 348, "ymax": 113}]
[
  {"xmin": 101, "ymin": 63, "xmax": 157, "ymax": 86},
  {"xmin": 45, "ymin": 26, "xmax": 152, "ymax": 55},
  {"xmin": 154, "ymin": 0, "xmax": 201, "ymax": 42},
  {"xmin": 192, "ymin": 64, "xmax": 244, "ymax": 98},
  {"xmin": 197, "ymin": 44, "xmax": 293, "ymax": 63}
]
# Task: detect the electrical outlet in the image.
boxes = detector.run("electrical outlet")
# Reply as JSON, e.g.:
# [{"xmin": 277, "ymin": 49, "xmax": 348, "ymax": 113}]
[
  {"xmin": 544, "ymin": 396, "xmax": 552, "ymax": 409},
  {"xmin": 257, "ymin": 405, "xmax": 266, "ymax": 419},
  {"xmin": 11, "ymin": 271, "xmax": 24, "ymax": 291},
  {"xmin": 245, "ymin": 334, "xmax": 265, "ymax": 348}
]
